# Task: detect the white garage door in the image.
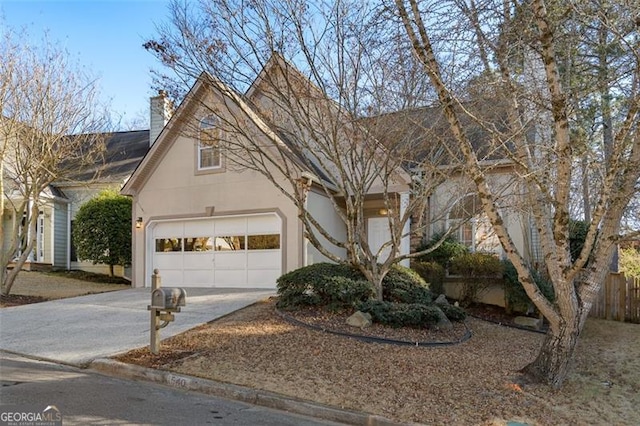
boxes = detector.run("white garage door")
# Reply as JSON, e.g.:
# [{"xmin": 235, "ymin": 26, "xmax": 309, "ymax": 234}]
[{"xmin": 150, "ymin": 214, "xmax": 281, "ymax": 288}]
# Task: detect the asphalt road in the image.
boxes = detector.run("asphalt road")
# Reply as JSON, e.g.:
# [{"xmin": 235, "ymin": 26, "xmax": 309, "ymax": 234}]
[{"xmin": 0, "ymin": 353, "xmax": 344, "ymax": 426}]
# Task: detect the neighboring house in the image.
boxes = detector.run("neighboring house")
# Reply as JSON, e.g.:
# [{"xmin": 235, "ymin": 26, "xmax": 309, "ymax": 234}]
[{"xmin": 1, "ymin": 129, "xmax": 151, "ymax": 277}]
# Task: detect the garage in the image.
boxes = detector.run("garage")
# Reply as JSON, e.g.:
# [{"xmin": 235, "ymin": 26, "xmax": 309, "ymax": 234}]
[{"xmin": 149, "ymin": 213, "xmax": 282, "ymax": 288}]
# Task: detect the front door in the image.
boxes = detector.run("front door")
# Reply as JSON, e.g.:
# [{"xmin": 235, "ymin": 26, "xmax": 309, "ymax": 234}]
[{"xmin": 367, "ymin": 217, "xmax": 393, "ymax": 263}]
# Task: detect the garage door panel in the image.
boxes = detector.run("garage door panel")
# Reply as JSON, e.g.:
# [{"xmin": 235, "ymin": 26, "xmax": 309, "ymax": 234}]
[
  {"xmin": 153, "ymin": 221, "xmax": 183, "ymax": 237},
  {"xmin": 183, "ymin": 269, "xmax": 214, "ymax": 286},
  {"xmin": 214, "ymin": 217, "xmax": 247, "ymax": 234},
  {"xmin": 214, "ymin": 270, "xmax": 246, "ymax": 286},
  {"xmin": 154, "ymin": 253, "xmax": 183, "ymax": 270},
  {"xmin": 247, "ymin": 215, "xmax": 279, "ymax": 233},
  {"xmin": 183, "ymin": 252, "xmax": 213, "ymax": 269},
  {"xmin": 247, "ymin": 251, "xmax": 280, "ymax": 269},
  {"xmin": 215, "ymin": 252, "xmax": 246, "ymax": 269},
  {"xmin": 247, "ymin": 269, "xmax": 280, "ymax": 287},
  {"xmin": 150, "ymin": 214, "xmax": 281, "ymax": 288},
  {"xmin": 157, "ymin": 269, "xmax": 184, "ymax": 287},
  {"xmin": 184, "ymin": 220, "xmax": 214, "ymax": 235}
]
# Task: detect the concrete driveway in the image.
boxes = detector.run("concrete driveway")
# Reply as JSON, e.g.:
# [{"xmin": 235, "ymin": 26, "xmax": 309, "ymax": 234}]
[{"xmin": 0, "ymin": 287, "xmax": 274, "ymax": 366}]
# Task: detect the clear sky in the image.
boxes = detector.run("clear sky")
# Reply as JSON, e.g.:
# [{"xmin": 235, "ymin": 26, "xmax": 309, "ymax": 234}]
[{"xmin": 0, "ymin": 0, "xmax": 173, "ymax": 130}]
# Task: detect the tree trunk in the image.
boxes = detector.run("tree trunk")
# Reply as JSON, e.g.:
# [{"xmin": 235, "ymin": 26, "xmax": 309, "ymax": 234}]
[
  {"xmin": 109, "ymin": 264, "xmax": 115, "ymax": 277},
  {"xmin": 521, "ymin": 314, "xmax": 582, "ymax": 388}
]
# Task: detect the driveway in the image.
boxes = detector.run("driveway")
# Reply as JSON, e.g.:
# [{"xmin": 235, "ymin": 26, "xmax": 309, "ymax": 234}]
[{"xmin": 0, "ymin": 287, "xmax": 274, "ymax": 366}]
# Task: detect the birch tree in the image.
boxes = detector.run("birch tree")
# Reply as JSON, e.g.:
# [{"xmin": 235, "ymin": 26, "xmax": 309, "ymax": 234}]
[
  {"xmin": 1, "ymin": 27, "xmax": 109, "ymax": 294},
  {"xmin": 145, "ymin": 0, "xmax": 472, "ymax": 299},
  {"xmin": 395, "ymin": 0, "xmax": 639, "ymax": 387}
]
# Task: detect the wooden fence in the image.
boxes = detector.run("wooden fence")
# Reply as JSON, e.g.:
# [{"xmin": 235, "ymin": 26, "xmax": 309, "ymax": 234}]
[{"xmin": 589, "ymin": 273, "xmax": 640, "ymax": 323}]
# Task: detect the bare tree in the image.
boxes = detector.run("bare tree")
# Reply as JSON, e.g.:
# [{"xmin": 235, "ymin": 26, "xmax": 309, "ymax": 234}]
[
  {"xmin": 144, "ymin": 0, "xmax": 480, "ymax": 299},
  {"xmin": 1, "ymin": 27, "xmax": 110, "ymax": 294},
  {"xmin": 395, "ymin": 0, "xmax": 640, "ymax": 387}
]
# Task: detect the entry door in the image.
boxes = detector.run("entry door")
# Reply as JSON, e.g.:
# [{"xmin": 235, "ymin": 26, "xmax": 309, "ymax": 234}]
[{"xmin": 367, "ymin": 217, "xmax": 393, "ymax": 263}]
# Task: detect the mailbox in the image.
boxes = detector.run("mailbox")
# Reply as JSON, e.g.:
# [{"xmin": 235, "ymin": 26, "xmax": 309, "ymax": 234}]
[{"xmin": 150, "ymin": 287, "xmax": 187, "ymax": 310}]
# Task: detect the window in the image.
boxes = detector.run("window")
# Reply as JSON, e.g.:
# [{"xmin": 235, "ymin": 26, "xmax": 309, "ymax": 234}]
[
  {"xmin": 155, "ymin": 238, "xmax": 182, "ymax": 252},
  {"xmin": 199, "ymin": 115, "xmax": 221, "ymax": 170},
  {"xmin": 447, "ymin": 194, "xmax": 500, "ymax": 254},
  {"xmin": 247, "ymin": 234, "xmax": 280, "ymax": 250},
  {"xmin": 184, "ymin": 237, "xmax": 213, "ymax": 252},
  {"xmin": 214, "ymin": 236, "xmax": 246, "ymax": 251}
]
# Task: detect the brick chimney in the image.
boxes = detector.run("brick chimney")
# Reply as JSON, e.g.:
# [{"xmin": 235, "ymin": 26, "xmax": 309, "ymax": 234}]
[{"xmin": 149, "ymin": 90, "xmax": 173, "ymax": 147}]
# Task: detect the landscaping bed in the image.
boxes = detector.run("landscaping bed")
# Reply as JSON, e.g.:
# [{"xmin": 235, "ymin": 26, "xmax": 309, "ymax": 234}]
[{"xmin": 115, "ymin": 298, "xmax": 640, "ymax": 425}]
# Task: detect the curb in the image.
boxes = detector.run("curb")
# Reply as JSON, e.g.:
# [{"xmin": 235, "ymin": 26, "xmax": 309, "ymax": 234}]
[{"xmin": 90, "ymin": 358, "xmax": 415, "ymax": 426}]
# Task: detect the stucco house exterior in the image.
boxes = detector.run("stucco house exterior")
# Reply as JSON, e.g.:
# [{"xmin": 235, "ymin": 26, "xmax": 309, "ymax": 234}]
[
  {"xmin": 122, "ymin": 55, "xmax": 415, "ymax": 289},
  {"xmin": 122, "ymin": 55, "xmax": 542, "ymax": 290}
]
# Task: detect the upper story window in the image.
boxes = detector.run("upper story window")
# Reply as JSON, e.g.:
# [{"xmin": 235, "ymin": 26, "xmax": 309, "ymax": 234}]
[{"xmin": 198, "ymin": 115, "xmax": 222, "ymax": 170}]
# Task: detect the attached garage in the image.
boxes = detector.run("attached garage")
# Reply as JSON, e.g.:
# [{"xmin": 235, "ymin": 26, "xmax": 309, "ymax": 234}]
[{"xmin": 148, "ymin": 213, "xmax": 282, "ymax": 288}]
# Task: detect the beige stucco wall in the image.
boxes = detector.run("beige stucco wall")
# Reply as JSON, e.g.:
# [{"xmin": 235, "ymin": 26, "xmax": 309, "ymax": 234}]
[
  {"xmin": 305, "ymin": 190, "xmax": 347, "ymax": 264},
  {"xmin": 129, "ymin": 130, "xmax": 303, "ymax": 288}
]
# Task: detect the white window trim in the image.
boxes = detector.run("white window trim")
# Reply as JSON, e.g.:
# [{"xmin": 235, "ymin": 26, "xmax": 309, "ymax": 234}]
[{"xmin": 197, "ymin": 115, "xmax": 223, "ymax": 172}]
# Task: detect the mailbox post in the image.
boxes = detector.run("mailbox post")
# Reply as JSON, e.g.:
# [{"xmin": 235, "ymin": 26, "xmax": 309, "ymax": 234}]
[{"xmin": 148, "ymin": 269, "xmax": 186, "ymax": 354}]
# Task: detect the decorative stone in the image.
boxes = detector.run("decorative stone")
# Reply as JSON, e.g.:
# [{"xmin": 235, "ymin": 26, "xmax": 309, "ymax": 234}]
[
  {"xmin": 514, "ymin": 316, "xmax": 542, "ymax": 329},
  {"xmin": 346, "ymin": 311, "xmax": 372, "ymax": 328},
  {"xmin": 433, "ymin": 307, "xmax": 453, "ymax": 330},
  {"xmin": 434, "ymin": 294, "xmax": 450, "ymax": 306}
]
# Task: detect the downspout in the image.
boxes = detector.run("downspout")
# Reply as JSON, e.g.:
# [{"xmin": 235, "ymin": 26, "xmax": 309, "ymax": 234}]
[
  {"xmin": 50, "ymin": 205, "xmax": 55, "ymax": 267},
  {"xmin": 66, "ymin": 204, "xmax": 71, "ymax": 270}
]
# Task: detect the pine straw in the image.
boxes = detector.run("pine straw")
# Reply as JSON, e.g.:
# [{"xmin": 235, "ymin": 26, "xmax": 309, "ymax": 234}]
[{"xmin": 115, "ymin": 298, "xmax": 640, "ymax": 425}]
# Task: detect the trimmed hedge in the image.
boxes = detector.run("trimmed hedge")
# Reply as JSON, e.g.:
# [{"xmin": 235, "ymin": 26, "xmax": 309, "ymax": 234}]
[
  {"xmin": 276, "ymin": 263, "xmax": 467, "ymax": 328},
  {"xmin": 276, "ymin": 263, "xmax": 373, "ymax": 310},
  {"xmin": 276, "ymin": 263, "xmax": 431, "ymax": 310},
  {"xmin": 357, "ymin": 300, "xmax": 443, "ymax": 328},
  {"xmin": 383, "ymin": 265, "xmax": 432, "ymax": 305}
]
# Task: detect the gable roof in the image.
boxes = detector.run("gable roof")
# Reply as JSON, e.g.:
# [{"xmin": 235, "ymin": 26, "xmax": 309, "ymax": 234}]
[{"xmin": 122, "ymin": 54, "xmax": 412, "ymax": 196}]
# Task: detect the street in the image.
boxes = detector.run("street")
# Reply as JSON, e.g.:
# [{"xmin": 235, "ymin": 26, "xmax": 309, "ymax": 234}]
[{"xmin": 0, "ymin": 353, "xmax": 343, "ymax": 425}]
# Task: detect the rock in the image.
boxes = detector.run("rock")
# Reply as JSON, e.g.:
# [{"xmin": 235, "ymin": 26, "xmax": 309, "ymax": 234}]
[
  {"xmin": 434, "ymin": 294, "xmax": 450, "ymax": 306},
  {"xmin": 433, "ymin": 306, "xmax": 453, "ymax": 330},
  {"xmin": 514, "ymin": 316, "xmax": 542, "ymax": 330},
  {"xmin": 346, "ymin": 311, "xmax": 372, "ymax": 328}
]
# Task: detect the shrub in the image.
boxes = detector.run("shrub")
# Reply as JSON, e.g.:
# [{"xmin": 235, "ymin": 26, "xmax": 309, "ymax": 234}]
[
  {"xmin": 382, "ymin": 264, "xmax": 432, "ymax": 305},
  {"xmin": 502, "ymin": 260, "xmax": 555, "ymax": 314},
  {"xmin": 276, "ymin": 263, "xmax": 373, "ymax": 310},
  {"xmin": 415, "ymin": 232, "xmax": 468, "ymax": 268},
  {"xmin": 73, "ymin": 190, "xmax": 132, "ymax": 276},
  {"xmin": 569, "ymin": 219, "xmax": 589, "ymax": 263},
  {"xmin": 450, "ymin": 252, "xmax": 503, "ymax": 307},
  {"xmin": 277, "ymin": 262, "xmax": 434, "ymax": 309},
  {"xmin": 412, "ymin": 261, "xmax": 445, "ymax": 295},
  {"xmin": 357, "ymin": 300, "xmax": 442, "ymax": 328},
  {"xmin": 438, "ymin": 303, "xmax": 467, "ymax": 321},
  {"xmin": 619, "ymin": 246, "xmax": 640, "ymax": 278}
]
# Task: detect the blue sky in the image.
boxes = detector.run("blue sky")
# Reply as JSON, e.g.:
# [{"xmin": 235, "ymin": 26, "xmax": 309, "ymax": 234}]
[{"xmin": 0, "ymin": 0, "xmax": 173, "ymax": 129}]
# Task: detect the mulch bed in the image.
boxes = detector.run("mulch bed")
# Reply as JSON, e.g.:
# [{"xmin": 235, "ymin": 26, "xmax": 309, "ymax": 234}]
[
  {"xmin": 0, "ymin": 294, "xmax": 49, "ymax": 308},
  {"xmin": 280, "ymin": 305, "xmax": 472, "ymax": 345}
]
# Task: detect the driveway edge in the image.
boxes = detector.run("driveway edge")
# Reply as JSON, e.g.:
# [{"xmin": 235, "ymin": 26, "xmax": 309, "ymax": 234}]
[{"xmin": 90, "ymin": 358, "xmax": 412, "ymax": 426}]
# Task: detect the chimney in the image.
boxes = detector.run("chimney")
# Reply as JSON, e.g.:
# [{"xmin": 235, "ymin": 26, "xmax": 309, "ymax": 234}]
[{"xmin": 149, "ymin": 90, "xmax": 173, "ymax": 147}]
